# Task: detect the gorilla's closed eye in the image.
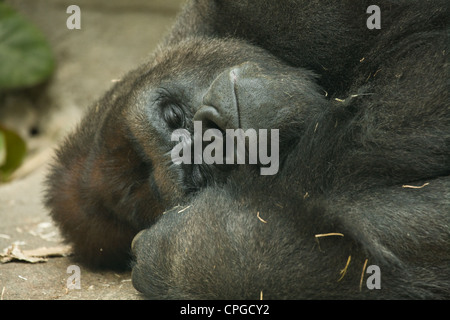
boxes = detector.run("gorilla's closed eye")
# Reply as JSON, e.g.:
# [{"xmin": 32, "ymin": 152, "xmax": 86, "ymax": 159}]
[
  {"xmin": 163, "ymin": 103, "xmax": 185, "ymax": 129},
  {"xmin": 160, "ymin": 100, "xmax": 186, "ymax": 129},
  {"xmin": 154, "ymin": 89, "xmax": 187, "ymax": 129}
]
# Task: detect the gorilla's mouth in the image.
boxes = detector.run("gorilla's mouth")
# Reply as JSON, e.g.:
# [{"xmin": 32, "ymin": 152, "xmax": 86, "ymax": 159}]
[
  {"xmin": 170, "ymin": 120, "xmax": 280, "ymax": 193},
  {"xmin": 176, "ymin": 125, "xmax": 234, "ymax": 193}
]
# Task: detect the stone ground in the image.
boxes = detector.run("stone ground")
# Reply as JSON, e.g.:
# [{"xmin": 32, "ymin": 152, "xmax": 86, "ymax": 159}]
[{"xmin": 0, "ymin": 0, "xmax": 185, "ymax": 300}]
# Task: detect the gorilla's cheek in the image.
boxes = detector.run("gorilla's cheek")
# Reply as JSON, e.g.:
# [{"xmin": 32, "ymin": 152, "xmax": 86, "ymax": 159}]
[{"xmin": 153, "ymin": 163, "xmax": 186, "ymax": 203}]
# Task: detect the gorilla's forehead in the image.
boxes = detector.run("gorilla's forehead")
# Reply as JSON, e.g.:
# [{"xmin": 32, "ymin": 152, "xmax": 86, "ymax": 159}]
[{"xmin": 121, "ymin": 39, "xmax": 276, "ymax": 121}]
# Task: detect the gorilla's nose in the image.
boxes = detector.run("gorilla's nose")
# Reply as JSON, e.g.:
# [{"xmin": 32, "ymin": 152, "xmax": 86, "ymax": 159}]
[{"xmin": 195, "ymin": 62, "xmax": 271, "ymax": 131}]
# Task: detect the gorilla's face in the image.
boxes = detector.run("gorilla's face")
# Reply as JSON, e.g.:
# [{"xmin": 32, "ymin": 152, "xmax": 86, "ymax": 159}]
[
  {"xmin": 121, "ymin": 38, "xmax": 323, "ymax": 206},
  {"xmin": 45, "ymin": 38, "xmax": 327, "ymax": 269}
]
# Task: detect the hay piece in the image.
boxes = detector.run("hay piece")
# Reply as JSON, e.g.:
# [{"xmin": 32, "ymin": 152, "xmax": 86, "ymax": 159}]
[
  {"xmin": 402, "ymin": 182, "xmax": 429, "ymax": 189},
  {"xmin": 314, "ymin": 233, "xmax": 344, "ymax": 238},
  {"xmin": 177, "ymin": 205, "xmax": 191, "ymax": 213},
  {"xmin": 337, "ymin": 255, "xmax": 352, "ymax": 282},
  {"xmin": 257, "ymin": 212, "xmax": 267, "ymax": 224},
  {"xmin": 359, "ymin": 258, "xmax": 369, "ymax": 291},
  {"xmin": 314, "ymin": 233, "xmax": 344, "ymax": 252}
]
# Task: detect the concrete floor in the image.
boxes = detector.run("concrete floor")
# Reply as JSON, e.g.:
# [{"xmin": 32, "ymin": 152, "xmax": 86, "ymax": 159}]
[{"xmin": 0, "ymin": 0, "xmax": 185, "ymax": 300}]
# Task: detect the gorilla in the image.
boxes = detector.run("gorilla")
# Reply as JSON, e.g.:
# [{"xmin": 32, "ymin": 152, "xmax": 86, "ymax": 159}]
[{"xmin": 45, "ymin": 0, "xmax": 449, "ymax": 299}]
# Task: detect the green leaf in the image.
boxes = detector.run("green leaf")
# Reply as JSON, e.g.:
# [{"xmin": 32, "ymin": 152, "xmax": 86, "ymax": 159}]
[
  {"xmin": 0, "ymin": 3, "xmax": 55, "ymax": 90},
  {"xmin": 0, "ymin": 126, "xmax": 27, "ymax": 182}
]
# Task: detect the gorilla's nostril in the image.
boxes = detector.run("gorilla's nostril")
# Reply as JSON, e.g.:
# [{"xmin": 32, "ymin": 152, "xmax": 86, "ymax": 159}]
[
  {"xmin": 194, "ymin": 105, "xmax": 233, "ymax": 131},
  {"xmin": 194, "ymin": 105, "xmax": 219, "ymax": 123}
]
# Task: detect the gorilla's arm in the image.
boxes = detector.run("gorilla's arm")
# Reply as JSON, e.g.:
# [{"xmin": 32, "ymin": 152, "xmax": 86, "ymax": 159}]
[
  {"xmin": 330, "ymin": 176, "xmax": 450, "ymax": 299},
  {"xmin": 131, "ymin": 179, "xmax": 362, "ymax": 300},
  {"xmin": 331, "ymin": 177, "xmax": 450, "ymax": 267},
  {"xmin": 131, "ymin": 174, "xmax": 450, "ymax": 299}
]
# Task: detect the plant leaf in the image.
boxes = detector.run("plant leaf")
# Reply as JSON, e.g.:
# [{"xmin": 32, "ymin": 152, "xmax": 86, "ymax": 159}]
[
  {"xmin": 0, "ymin": 126, "xmax": 27, "ymax": 182},
  {"xmin": 0, "ymin": 3, "xmax": 55, "ymax": 90}
]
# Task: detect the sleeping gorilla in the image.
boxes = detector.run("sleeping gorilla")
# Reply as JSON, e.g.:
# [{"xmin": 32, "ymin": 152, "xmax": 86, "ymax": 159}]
[
  {"xmin": 45, "ymin": 0, "xmax": 449, "ymax": 299},
  {"xmin": 129, "ymin": 40, "xmax": 449, "ymax": 299}
]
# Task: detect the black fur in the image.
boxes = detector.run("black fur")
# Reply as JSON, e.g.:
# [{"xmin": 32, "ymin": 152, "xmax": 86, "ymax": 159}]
[
  {"xmin": 132, "ymin": 174, "xmax": 450, "ymax": 299},
  {"xmin": 45, "ymin": 0, "xmax": 449, "ymax": 298}
]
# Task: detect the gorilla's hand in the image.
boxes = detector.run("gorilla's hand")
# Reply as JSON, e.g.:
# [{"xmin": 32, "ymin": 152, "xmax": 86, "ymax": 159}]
[
  {"xmin": 130, "ymin": 182, "xmax": 368, "ymax": 300},
  {"xmin": 129, "ymin": 185, "xmax": 316, "ymax": 300},
  {"xmin": 131, "ymin": 174, "xmax": 450, "ymax": 300}
]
